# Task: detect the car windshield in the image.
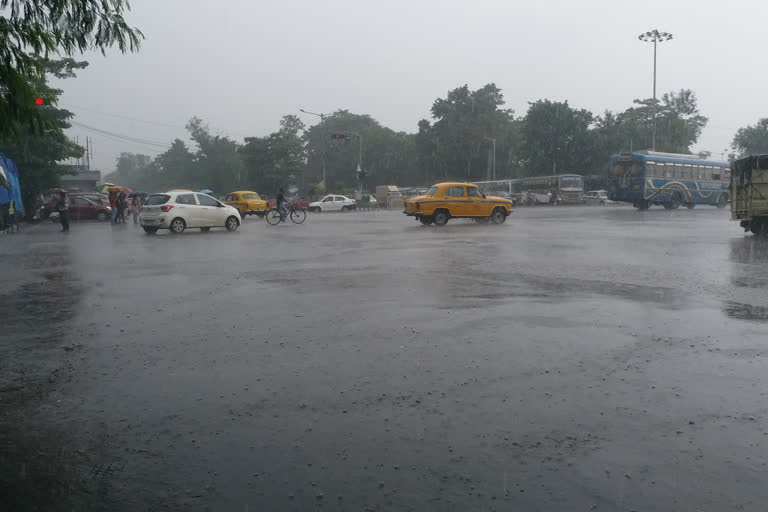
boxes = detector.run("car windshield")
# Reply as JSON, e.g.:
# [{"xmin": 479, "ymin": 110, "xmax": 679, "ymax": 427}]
[
  {"xmin": 145, "ymin": 194, "xmax": 170, "ymax": 205},
  {"xmin": 425, "ymin": 186, "xmax": 438, "ymax": 196}
]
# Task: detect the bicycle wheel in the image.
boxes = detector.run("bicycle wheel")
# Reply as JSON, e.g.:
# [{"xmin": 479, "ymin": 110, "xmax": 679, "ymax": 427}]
[
  {"xmin": 265, "ymin": 208, "xmax": 282, "ymax": 225},
  {"xmin": 290, "ymin": 208, "xmax": 306, "ymax": 224}
]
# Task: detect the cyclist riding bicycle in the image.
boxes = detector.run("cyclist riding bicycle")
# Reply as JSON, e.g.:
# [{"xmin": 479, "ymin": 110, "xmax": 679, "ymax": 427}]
[{"xmin": 276, "ymin": 187, "xmax": 289, "ymax": 221}]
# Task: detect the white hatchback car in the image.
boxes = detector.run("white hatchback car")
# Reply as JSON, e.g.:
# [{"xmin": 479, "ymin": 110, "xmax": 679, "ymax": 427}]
[
  {"xmin": 308, "ymin": 195, "xmax": 356, "ymax": 212},
  {"xmin": 584, "ymin": 190, "xmax": 612, "ymax": 206},
  {"xmin": 140, "ymin": 191, "xmax": 242, "ymax": 234}
]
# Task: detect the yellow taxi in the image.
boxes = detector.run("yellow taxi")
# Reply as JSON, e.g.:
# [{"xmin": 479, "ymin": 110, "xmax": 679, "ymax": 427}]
[
  {"xmin": 403, "ymin": 182, "xmax": 513, "ymax": 226},
  {"xmin": 223, "ymin": 191, "xmax": 269, "ymax": 218}
]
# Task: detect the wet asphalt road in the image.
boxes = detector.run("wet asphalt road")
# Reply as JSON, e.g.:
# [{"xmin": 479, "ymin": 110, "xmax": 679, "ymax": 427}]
[{"xmin": 2, "ymin": 206, "xmax": 768, "ymax": 511}]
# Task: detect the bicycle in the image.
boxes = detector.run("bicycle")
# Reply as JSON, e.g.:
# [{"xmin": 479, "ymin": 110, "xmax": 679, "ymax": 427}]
[{"xmin": 265, "ymin": 204, "xmax": 307, "ymax": 225}]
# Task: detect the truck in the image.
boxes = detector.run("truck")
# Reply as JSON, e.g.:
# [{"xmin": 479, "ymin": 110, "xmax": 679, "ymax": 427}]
[
  {"xmin": 375, "ymin": 185, "xmax": 403, "ymax": 209},
  {"xmin": 731, "ymin": 154, "xmax": 768, "ymax": 236}
]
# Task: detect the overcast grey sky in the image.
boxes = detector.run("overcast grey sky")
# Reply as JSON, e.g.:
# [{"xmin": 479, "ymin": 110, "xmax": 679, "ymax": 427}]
[{"xmin": 54, "ymin": 0, "xmax": 767, "ymax": 173}]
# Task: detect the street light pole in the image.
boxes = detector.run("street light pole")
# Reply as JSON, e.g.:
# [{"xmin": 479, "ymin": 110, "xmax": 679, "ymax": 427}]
[
  {"xmin": 299, "ymin": 108, "xmax": 327, "ymax": 187},
  {"xmin": 638, "ymin": 29, "xmax": 673, "ymax": 151}
]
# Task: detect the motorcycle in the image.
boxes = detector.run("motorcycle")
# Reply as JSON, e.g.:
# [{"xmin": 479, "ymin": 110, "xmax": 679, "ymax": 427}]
[{"xmin": 549, "ymin": 193, "xmax": 562, "ymax": 206}]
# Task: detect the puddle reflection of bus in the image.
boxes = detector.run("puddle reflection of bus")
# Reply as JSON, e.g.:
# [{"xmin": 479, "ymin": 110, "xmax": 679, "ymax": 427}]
[{"xmin": 520, "ymin": 174, "xmax": 585, "ymax": 205}]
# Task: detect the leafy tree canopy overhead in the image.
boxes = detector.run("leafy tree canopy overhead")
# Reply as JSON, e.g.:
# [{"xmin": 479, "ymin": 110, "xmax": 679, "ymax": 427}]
[
  {"xmin": 0, "ymin": 0, "xmax": 143, "ymax": 137},
  {"xmin": 731, "ymin": 118, "xmax": 768, "ymax": 158}
]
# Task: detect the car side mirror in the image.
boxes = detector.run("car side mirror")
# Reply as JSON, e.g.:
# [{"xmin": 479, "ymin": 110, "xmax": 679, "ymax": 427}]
[{"xmin": 482, "ymin": 194, "xmax": 486, "ymax": 198}]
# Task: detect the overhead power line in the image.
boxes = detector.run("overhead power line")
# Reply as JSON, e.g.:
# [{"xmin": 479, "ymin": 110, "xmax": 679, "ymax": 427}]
[{"xmin": 70, "ymin": 121, "xmax": 171, "ymax": 149}]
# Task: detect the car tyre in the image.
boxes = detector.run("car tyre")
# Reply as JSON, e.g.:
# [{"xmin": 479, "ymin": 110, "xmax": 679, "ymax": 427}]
[
  {"xmin": 143, "ymin": 227, "xmax": 158, "ymax": 234},
  {"xmin": 433, "ymin": 210, "xmax": 450, "ymax": 226},
  {"xmin": 490, "ymin": 208, "xmax": 507, "ymax": 224},
  {"xmin": 96, "ymin": 211, "xmax": 109, "ymax": 222},
  {"xmin": 170, "ymin": 217, "xmax": 186, "ymax": 234},
  {"xmin": 341, "ymin": 205, "xmax": 349, "ymax": 212},
  {"xmin": 225, "ymin": 216, "xmax": 240, "ymax": 231},
  {"xmin": 419, "ymin": 216, "xmax": 434, "ymax": 225}
]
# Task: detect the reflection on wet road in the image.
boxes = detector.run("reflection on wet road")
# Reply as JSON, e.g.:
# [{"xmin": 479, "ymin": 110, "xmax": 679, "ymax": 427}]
[{"xmin": 2, "ymin": 207, "xmax": 768, "ymax": 511}]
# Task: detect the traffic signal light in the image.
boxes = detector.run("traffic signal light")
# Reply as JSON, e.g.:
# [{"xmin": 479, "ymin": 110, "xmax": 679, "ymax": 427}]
[{"xmin": 331, "ymin": 133, "xmax": 350, "ymax": 141}]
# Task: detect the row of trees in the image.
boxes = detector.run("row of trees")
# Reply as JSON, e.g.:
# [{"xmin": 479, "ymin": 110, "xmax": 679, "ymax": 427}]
[{"xmin": 105, "ymin": 83, "xmax": 713, "ymax": 196}]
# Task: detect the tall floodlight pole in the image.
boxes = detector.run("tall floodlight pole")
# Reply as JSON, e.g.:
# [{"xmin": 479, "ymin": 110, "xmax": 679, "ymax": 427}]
[
  {"xmin": 484, "ymin": 136, "xmax": 496, "ymax": 180},
  {"xmin": 638, "ymin": 29, "xmax": 673, "ymax": 151},
  {"xmin": 299, "ymin": 108, "xmax": 327, "ymax": 187}
]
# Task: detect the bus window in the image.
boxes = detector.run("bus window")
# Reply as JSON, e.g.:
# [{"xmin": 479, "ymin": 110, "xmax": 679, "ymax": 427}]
[
  {"xmin": 674, "ymin": 164, "xmax": 683, "ymax": 178},
  {"xmin": 660, "ymin": 163, "xmax": 671, "ymax": 178},
  {"xmin": 646, "ymin": 162, "xmax": 655, "ymax": 177},
  {"xmin": 713, "ymin": 169, "xmax": 722, "ymax": 180}
]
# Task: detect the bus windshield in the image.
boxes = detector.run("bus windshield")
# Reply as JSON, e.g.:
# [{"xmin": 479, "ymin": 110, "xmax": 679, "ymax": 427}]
[
  {"xmin": 560, "ymin": 176, "xmax": 583, "ymax": 189},
  {"xmin": 610, "ymin": 161, "xmax": 643, "ymax": 177}
]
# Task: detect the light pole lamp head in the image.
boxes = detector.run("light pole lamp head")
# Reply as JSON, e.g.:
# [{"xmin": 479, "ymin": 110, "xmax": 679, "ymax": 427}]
[{"xmin": 638, "ymin": 29, "xmax": 673, "ymax": 43}]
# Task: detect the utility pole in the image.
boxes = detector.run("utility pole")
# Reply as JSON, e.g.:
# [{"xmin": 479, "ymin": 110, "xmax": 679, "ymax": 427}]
[
  {"xmin": 299, "ymin": 109, "xmax": 327, "ymax": 188},
  {"xmin": 484, "ymin": 137, "xmax": 496, "ymax": 181},
  {"xmin": 638, "ymin": 29, "xmax": 673, "ymax": 151}
]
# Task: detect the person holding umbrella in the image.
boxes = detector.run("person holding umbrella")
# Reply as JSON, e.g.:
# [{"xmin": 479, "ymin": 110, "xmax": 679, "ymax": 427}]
[{"xmin": 55, "ymin": 190, "xmax": 70, "ymax": 232}]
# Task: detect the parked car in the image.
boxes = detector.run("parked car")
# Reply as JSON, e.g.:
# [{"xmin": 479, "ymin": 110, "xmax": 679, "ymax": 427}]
[
  {"xmin": 69, "ymin": 196, "xmax": 112, "ymax": 221},
  {"xmin": 584, "ymin": 190, "xmax": 612, "ymax": 206},
  {"xmin": 403, "ymin": 182, "xmax": 513, "ymax": 226},
  {"xmin": 308, "ymin": 195, "xmax": 356, "ymax": 212},
  {"xmin": 71, "ymin": 192, "xmax": 109, "ymax": 206},
  {"xmin": 223, "ymin": 190, "xmax": 269, "ymax": 218},
  {"xmin": 139, "ymin": 191, "xmax": 241, "ymax": 234}
]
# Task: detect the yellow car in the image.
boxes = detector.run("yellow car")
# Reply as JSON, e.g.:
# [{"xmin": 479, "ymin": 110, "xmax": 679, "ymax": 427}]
[
  {"xmin": 403, "ymin": 182, "xmax": 513, "ymax": 226},
  {"xmin": 223, "ymin": 191, "xmax": 269, "ymax": 218}
]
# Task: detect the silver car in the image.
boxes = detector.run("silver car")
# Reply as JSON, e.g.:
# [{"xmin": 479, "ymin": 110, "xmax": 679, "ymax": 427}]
[{"xmin": 584, "ymin": 190, "xmax": 611, "ymax": 206}]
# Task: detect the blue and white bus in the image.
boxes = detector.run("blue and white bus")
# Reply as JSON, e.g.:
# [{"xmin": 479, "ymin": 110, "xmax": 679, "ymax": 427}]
[{"xmin": 608, "ymin": 151, "xmax": 730, "ymax": 210}]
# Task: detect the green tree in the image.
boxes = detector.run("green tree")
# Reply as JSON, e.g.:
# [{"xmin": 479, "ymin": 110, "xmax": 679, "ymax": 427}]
[
  {"xmin": 522, "ymin": 99, "xmax": 596, "ymax": 176},
  {"xmin": 103, "ymin": 152, "xmax": 155, "ymax": 190},
  {"xmin": 304, "ymin": 110, "xmax": 419, "ymax": 190},
  {"xmin": 241, "ymin": 115, "xmax": 306, "ymax": 195},
  {"xmin": 0, "ymin": 58, "xmax": 86, "ymax": 213},
  {"xmin": 732, "ymin": 119, "xmax": 768, "ymax": 157},
  {"xmin": 0, "ymin": 0, "xmax": 143, "ymax": 137},
  {"xmin": 425, "ymin": 84, "xmax": 514, "ymax": 181},
  {"xmin": 153, "ymin": 139, "xmax": 196, "ymax": 190},
  {"xmin": 186, "ymin": 116, "xmax": 244, "ymax": 193}
]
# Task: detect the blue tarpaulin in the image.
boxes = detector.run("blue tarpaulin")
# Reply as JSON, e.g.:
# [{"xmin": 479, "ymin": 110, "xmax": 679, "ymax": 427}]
[{"xmin": 0, "ymin": 154, "xmax": 23, "ymax": 214}]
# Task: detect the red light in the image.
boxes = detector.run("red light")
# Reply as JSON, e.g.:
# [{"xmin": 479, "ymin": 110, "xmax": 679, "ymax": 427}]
[
  {"xmin": 160, "ymin": 205, "xmax": 174, "ymax": 212},
  {"xmin": 35, "ymin": 98, "xmax": 43, "ymax": 105}
]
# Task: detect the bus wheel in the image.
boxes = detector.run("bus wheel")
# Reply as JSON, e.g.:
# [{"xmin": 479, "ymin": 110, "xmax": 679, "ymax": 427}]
[
  {"xmin": 669, "ymin": 193, "xmax": 682, "ymax": 210},
  {"xmin": 686, "ymin": 202, "xmax": 696, "ymax": 209},
  {"xmin": 638, "ymin": 200, "xmax": 650, "ymax": 210}
]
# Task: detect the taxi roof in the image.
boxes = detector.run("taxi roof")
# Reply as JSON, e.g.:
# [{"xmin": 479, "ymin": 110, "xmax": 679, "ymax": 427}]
[
  {"xmin": 432, "ymin": 182, "xmax": 478, "ymax": 188},
  {"xmin": 229, "ymin": 190, "xmax": 260, "ymax": 195}
]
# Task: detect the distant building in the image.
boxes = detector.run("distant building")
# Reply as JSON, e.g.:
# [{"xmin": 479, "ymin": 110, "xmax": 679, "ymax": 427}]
[{"xmin": 60, "ymin": 166, "xmax": 101, "ymax": 191}]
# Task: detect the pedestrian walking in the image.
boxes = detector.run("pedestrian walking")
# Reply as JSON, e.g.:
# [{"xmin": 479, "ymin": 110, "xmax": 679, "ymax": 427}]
[
  {"xmin": 109, "ymin": 191, "xmax": 119, "ymax": 224},
  {"xmin": 130, "ymin": 196, "xmax": 140, "ymax": 224},
  {"xmin": 56, "ymin": 190, "xmax": 70, "ymax": 232}
]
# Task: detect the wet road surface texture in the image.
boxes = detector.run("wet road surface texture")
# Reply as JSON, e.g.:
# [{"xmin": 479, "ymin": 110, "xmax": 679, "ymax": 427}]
[{"xmin": 2, "ymin": 206, "xmax": 768, "ymax": 511}]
